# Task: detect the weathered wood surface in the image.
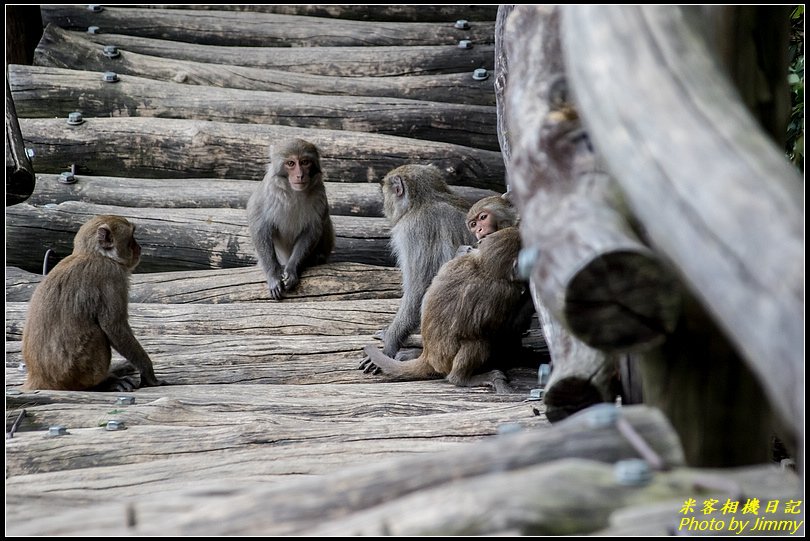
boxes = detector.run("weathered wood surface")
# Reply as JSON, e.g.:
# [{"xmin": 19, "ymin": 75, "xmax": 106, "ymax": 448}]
[
  {"xmin": 5, "ymin": 79, "xmax": 35, "ymax": 206},
  {"xmin": 146, "ymin": 5, "xmax": 500, "ymax": 23},
  {"xmin": 562, "ymin": 5, "xmax": 804, "ymax": 451},
  {"xmin": 10, "ymin": 65, "xmax": 499, "ymax": 150},
  {"xmin": 80, "ymin": 32, "xmax": 496, "ymax": 76},
  {"xmin": 6, "ymin": 405, "xmax": 693, "ymax": 535},
  {"xmin": 6, "ymin": 263, "xmax": 402, "ymax": 304},
  {"xmin": 504, "ymin": 5, "xmax": 680, "ymax": 352},
  {"xmin": 41, "ymin": 6, "xmax": 496, "ymax": 47},
  {"xmin": 24, "ymin": 174, "xmax": 497, "ymax": 215},
  {"xmin": 6, "ymin": 202, "xmax": 393, "ymax": 273},
  {"xmin": 18, "ymin": 117, "xmax": 505, "ymax": 190},
  {"xmin": 36, "ymin": 26, "xmax": 496, "ymax": 106}
]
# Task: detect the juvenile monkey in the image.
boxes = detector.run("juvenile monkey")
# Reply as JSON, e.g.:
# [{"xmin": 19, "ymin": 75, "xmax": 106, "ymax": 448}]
[
  {"xmin": 22, "ymin": 215, "xmax": 162, "ymax": 391},
  {"xmin": 467, "ymin": 194, "xmax": 519, "ymax": 241},
  {"xmin": 361, "ymin": 227, "xmax": 525, "ymax": 392},
  {"xmin": 247, "ymin": 138, "xmax": 335, "ymax": 300},
  {"xmin": 372, "ymin": 164, "xmax": 475, "ymax": 357}
]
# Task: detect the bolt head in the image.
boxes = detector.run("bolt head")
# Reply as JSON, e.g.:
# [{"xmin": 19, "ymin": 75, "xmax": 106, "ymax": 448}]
[
  {"xmin": 87, "ymin": 26, "xmax": 100, "ymax": 34},
  {"xmin": 106, "ymin": 420, "xmax": 126, "ymax": 431},
  {"xmin": 538, "ymin": 364, "xmax": 551, "ymax": 387},
  {"xmin": 528, "ymin": 388, "xmax": 544, "ymax": 400},
  {"xmin": 614, "ymin": 459, "xmax": 652, "ymax": 486},
  {"xmin": 457, "ymin": 39, "xmax": 473, "ymax": 50},
  {"xmin": 102, "ymin": 45, "xmax": 120, "ymax": 58},
  {"xmin": 25, "ymin": 148, "xmax": 35, "ymax": 159},
  {"xmin": 48, "ymin": 425, "xmax": 68, "ymax": 436},
  {"xmin": 102, "ymin": 71, "xmax": 119, "ymax": 83},
  {"xmin": 516, "ymin": 245, "xmax": 540, "ymax": 280},
  {"xmin": 67, "ymin": 112, "xmax": 84, "ymax": 125},
  {"xmin": 59, "ymin": 171, "xmax": 77, "ymax": 184},
  {"xmin": 87, "ymin": 4, "xmax": 104, "ymax": 12},
  {"xmin": 116, "ymin": 396, "xmax": 135, "ymax": 406},
  {"xmin": 472, "ymin": 68, "xmax": 490, "ymax": 81},
  {"xmin": 585, "ymin": 403, "xmax": 620, "ymax": 428},
  {"xmin": 454, "ymin": 19, "xmax": 470, "ymax": 30}
]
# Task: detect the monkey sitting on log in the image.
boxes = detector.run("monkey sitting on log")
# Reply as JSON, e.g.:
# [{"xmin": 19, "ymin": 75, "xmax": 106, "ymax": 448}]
[
  {"xmin": 22, "ymin": 215, "xmax": 163, "ymax": 391},
  {"xmin": 361, "ymin": 226, "xmax": 526, "ymax": 393},
  {"xmin": 367, "ymin": 163, "xmax": 475, "ymax": 358},
  {"xmin": 247, "ymin": 138, "xmax": 335, "ymax": 300}
]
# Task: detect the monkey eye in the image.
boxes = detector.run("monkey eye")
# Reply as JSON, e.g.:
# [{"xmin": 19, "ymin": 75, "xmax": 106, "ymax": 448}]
[
  {"xmin": 285, "ymin": 160, "xmax": 296, "ymax": 168},
  {"xmin": 480, "ymin": 213, "xmax": 488, "ymax": 221},
  {"xmin": 300, "ymin": 159, "xmax": 310, "ymax": 166},
  {"xmin": 468, "ymin": 220, "xmax": 476, "ymax": 229}
]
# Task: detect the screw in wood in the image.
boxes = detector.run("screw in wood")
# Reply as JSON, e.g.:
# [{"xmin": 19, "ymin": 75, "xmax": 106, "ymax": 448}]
[
  {"xmin": 48, "ymin": 426, "xmax": 68, "ymax": 437},
  {"xmin": 614, "ymin": 459, "xmax": 652, "ymax": 486},
  {"xmin": 454, "ymin": 19, "xmax": 470, "ymax": 30},
  {"xmin": 67, "ymin": 112, "xmax": 84, "ymax": 126},
  {"xmin": 87, "ymin": 26, "xmax": 100, "ymax": 34},
  {"xmin": 87, "ymin": 5, "xmax": 104, "ymax": 12},
  {"xmin": 472, "ymin": 68, "xmax": 490, "ymax": 81},
  {"xmin": 516, "ymin": 245, "xmax": 541, "ymax": 280},
  {"xmin": 585, "ymin": 403, "xmax": 619, "ymax": 429},
  {"xmin": 105, "ymin": 420, "xmax": 126, "ymax": 431},
  {"xmin": 102, "ymin": 71, "xmax": 119, "ymax": 83},
  {"xmin": 457, "ymin": 40, "xmax": 473, "ymax": 49},
  {"xmin": 116, "ymin": 396, "xmax": 135, "ymax": 406},
  {"xmin": 102, "ymin": 45, "xmax": 120, "ymax": 58},
  {"xmin": 59, "ymin": 172, "xmax": 77, "ymax": 185}
]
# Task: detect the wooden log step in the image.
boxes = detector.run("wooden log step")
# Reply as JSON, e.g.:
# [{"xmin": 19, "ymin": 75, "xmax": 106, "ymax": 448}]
[
  {"xmin": 145, "ymin": 5, "xmax": 500, "ymax": 23},
  {"xmin": 5, "ymin": 263, "xmax": 403, "ymax": 304},
  {"xmin": 18, "ymin": 117, "xmax": 505, "ymax": 190},
  {"xmin": 79, "ymin": 32, "xmax": 496, "ymax": 76},
  {"xmin": 24, "ymin": 174, "xmax": 498, "ymax": 215},
  {"xmin": 35, "ymin": 26, "xmax": 496, "ymax": 106},
  {"xmin": 9, "ymin": 65, "xmax": 499, "ymax": 150},
  {"xmin": 40, "ymin": 6, "xmax": 496, "ymax": 47},
  {"xmin": 6, "ymin": 202, "xmax": 393, "ymax": 273}
]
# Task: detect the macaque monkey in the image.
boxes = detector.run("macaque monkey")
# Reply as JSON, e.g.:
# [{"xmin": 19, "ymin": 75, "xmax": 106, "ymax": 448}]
[
  {"xmin": 247, "ymin": 138, "xmax": 335, "ymax": 300},
  {"xmin": 467, "ymin": 194, "xmax": 519, "ymax": 241},
  {"xmin": 372, "ymin": 164, "xmax": 475, "ymax": 358},
  {"xmin": 22, "ymin": 215, "xmax": 162, "ymax": 391},
  {"xmin": 362, "ymin": 227, "xmax": 525, "ymax": 392}
]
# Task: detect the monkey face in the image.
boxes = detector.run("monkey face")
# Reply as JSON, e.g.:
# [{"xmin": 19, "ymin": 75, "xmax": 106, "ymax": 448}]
[
  {"xmin": 468, "ymin": 210, "xmax": 497, "ymax": 240},
  {"xmin": 285, "ymin": 156, "xmax": 313, "ymax": 191}
]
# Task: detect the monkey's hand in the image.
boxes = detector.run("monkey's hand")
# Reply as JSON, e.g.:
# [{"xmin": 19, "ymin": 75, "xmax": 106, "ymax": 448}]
[
  {"xmin": 357, "ymin": 354, "xmax": 382, "ymax": 374},
  {"xmin": 139, "ymin": 371, "xmax": 167, "ymax": 388},
  {"xmin": 282, "ymin": 268, "xmax": 300, "ymax": 292},
  {"xmin": 372, "ymin": 328, "xmax": 386, "ymax": 341},
  {"xmin": 266, "ymin": 275, "xmax": 285, "ymax": 300}
]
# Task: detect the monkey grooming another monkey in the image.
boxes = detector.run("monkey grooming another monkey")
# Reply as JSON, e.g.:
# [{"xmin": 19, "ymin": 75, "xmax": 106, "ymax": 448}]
[
  {"xmin": 371, "ymin": 164, "xmax": 475, "ymax": 358},
  {"xmin": 362, "ymin": 227, "xmax": 525, "ymax": 392},
  {"xmin": 247, "ymin": 138, "xmax": 335, "ymax": 300},
  {"xmin": 22, "ymin": 215, "xmax": 162, "ymax": 391}
]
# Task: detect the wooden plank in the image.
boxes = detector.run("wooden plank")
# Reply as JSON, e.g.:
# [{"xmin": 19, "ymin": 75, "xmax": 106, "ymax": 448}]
[
  {"xmin": 79, "ymin": 32, "xmax": 496, "ymax": 76},
  {"xmin": 35, "ymin": 25, "xmax": 496, "ymax": 106},
  {"xmin": 6, "ymin": 202, "xmax": 393, "ymax": 272},
  {"xmin": 145, "ymin": 5, "xmax": 500, "ymax": 22},
  {"xmin": 6, "ymin": 263, "xmax": 402, "ymax": 304},
  {"xmin": 18, "ymin": 117, "xmax": 505, "ymax": 190},
  {"xmin": 41, "ymin": 6, "xmax": 496, "ymax": 47},
  {"xmin": 24, "ymin": 174, "xmax": 497, "ymax": 215},
  {"xmin": 504, "ymin": 5, "xmax": 680, "ymax": 351},
  {"xmin": 9, "ymin": 65, "xmax": 499, "ymax": 150},
  {"xmin": 5, "ymin": 79, "xmax": 35, "ymax": 206},
  {"xmin": 562, "ymin": 5, "xmax": 804, "ymax": 453}
]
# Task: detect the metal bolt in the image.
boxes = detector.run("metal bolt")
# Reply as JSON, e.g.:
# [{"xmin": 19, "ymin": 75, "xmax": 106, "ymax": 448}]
[
  {"xmin": 25, "ymin": 148, "xmax": 35, "ymax": 159},
  {"xmin": 87, "ymin": 26, "xmax": 100, "ymax": 34},
  {"xmin": 585, "ymin": 403, "xmax": 620, "ymax": 429},
  {"xmin": 496, "ymin": 423, "xmax": 523, "ymax": 435},
  {"xmin": 105, "ymin": 420, "xmax": 126, "ymax": 431},
  {"xmin": 457, "ymin": 39, "xmax": 472, "ymax": 49},
  {"xmin": 516, "ymin": 245, "xmax": 541, "ymax": 280},
  {"xmin": 67, "ymin": 112, "xmax": 84, "ymax": 126},
  {"xmin": 59, "ymin": 171, "xmax": 77, "ymax": 184},
  {"xmin": 18, "ymin": 362, "xmax": 27, "ymax": 373},
  {"xmin": 102, "ymin": 45, "xmax": 120, "ymax": 58},
  {"xmin": 48, "ymin": 425, "xmax": 68, "ymax": 436},
  {"xmin": 472, "ymin": 68, "xmax": 490, "ymax": 81},
  {"xmin": 102, "ymin": 71, "xmax": 119, "ymax": 83},
  {"xmin": 614, "ymin": 459, "xmax": 652, "ymax": 486},
  {"xmin": 538, "ymin": 364, "xmax": 551, "ymax": 387},
  {"xmin": 116, "ymin": 396, "xmax": 135, "ymax": 406},
  {"xmin": 454, "ymin": 19, "xmax": 470, "ymax": 30},
  {"xmin": 528, "ymin": 388, "xmax": 544, "ymax": 400},
  {"xmin": 87, "ymin": 5, "xmax": 104, "ymax": 12}
]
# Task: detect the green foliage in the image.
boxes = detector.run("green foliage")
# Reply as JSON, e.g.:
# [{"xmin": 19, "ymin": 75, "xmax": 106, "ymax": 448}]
[{"xmin": 786, "ymin": 6, "xmax": 804, "ymax": 172}]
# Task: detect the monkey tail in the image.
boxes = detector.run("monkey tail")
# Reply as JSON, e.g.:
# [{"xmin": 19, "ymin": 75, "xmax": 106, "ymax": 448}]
[{"xmin": 363, "ymin": 345, "xmax": 440, "ymax": 380}]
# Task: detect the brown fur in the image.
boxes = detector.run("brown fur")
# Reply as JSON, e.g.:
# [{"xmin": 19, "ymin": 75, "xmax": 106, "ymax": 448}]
[
  {"xmin": 363, "ymin": 227, "xmax": 524, "ymax": 391},
  {"xmin": 22, "ymin": 215, "xmax": 161, "ymax": 391},
  {"xmin": 247, "ymin": 138, "xmax": 335, "ymax": 300},
  {"xmin": 466, "ymin": 195, "xmax": 519, "ymax": 240}
]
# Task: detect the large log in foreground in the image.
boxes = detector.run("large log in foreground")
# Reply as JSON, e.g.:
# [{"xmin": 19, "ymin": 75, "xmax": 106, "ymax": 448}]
[
  {"xmin": 41, "ymin": 6, "xmax": 495, "ymax": 47},
  {"xmin": 149, "ymin": 5, "xmax": 500, "ymax": 23},
  {"xmin": 80, "ymin": 32, "xmax": 496, "ymax": 76},
  {"xmin": 504, "ymin": 6, "xmax": 680, "ymax": 352},
  {"xmin": 5, "ymin": 80, "xmax": 35, "ymax": 206},
  {"xmin": 24, "ymin": 174, "xmax": 497, "ymax": 216},
  {"xmin": 9, "ymin": 65, "xmax": 499, "ymax": 150},
  {"xmin": 6, "ymin": 263, "xmax": 402, "ymax": 304},
  {"xmin": 18, "ymin": 117, "xmax": 505, "ymax": 190},
  {"xmin": 562, "ymin": 5, "xmax": 804, "ymax": 455},
  {"xmin": 6, "ymin": 202, "xmax": 393, "ymax": 273},
  {"xmin": 36, "ymin": 26, "xmax": 495, "ymax": 106}
]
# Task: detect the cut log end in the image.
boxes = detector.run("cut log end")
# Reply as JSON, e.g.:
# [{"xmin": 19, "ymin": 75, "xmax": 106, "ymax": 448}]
[
  {"xmin": 564, "ymin": 251, "xmax": 681, "ymax": 352},
  {"xmin": 543, "ymin": 377, "xmax": 607, "ymax": 423}
]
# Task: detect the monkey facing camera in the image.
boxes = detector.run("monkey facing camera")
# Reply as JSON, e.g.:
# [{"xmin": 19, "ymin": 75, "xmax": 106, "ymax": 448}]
[
  {"xmin": 247, "ymin": 138, "xmax": 335, "ymax": 300},
  {"xmin": 22, "ymin": 215, "xmax": 164, "ymax": 392}
]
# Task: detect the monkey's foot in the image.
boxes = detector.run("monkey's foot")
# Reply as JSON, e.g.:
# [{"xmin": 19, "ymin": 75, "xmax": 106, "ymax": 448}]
[
  {"xmin": 357, "ymin": 349, "xmax": 382, "ymax": 374},
  {"xmin": 466, "ymin": 370, "xmax": 512, "ymax": 394},
  {"xmin": 394, "ymin": 348, "xmax": 421, "ymax": 362},
  {"xmin": 93, "ymin": 375, "xmax": 138, "ymax": 392}
]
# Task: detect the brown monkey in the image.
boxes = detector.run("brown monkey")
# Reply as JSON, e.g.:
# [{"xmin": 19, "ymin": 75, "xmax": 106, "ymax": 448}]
[
  {"xmin": 22, "ymin": 215, "xmax": 162, "ymax": 391},
  {"xmin": 247, "ymin": 138, "xmax": 335, "ymax": 300},
  {"xmin": 371, "ymin": 164, "xmax": 475, "ymax": 358},
  {"xmin": 361, "ymin": 227, "xmax": 525, "ymax": 392},
  {"xmin": 466, "ymin": 194, "xmax": 519, "ymax": 240}
]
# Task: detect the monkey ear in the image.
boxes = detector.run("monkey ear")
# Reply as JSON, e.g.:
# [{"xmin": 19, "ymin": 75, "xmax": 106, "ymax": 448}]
[
  {"xmin": 390, "ymin": 176, "xmax": 404, "ymax": 197},
  {"xmin": 97, "ymin": 225, "xmax": 114, "ymax": 249}
]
